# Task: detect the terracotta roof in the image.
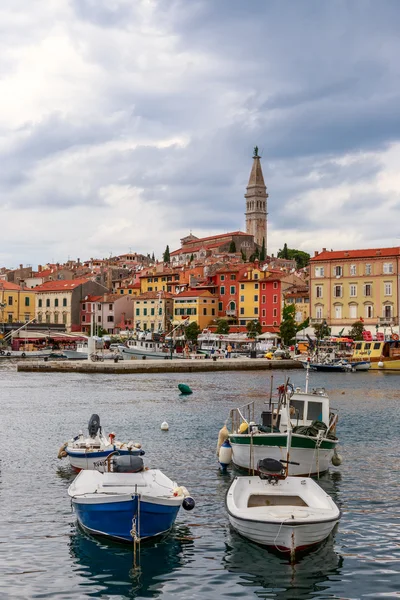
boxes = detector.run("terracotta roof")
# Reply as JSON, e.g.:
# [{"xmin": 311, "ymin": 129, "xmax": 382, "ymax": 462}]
[
  {"xmin": 34, "ymin": 278, "xmax": 91, "ymax": 292},
  {"xmin": 134, "ymin": 291, "xmax": 174, "ymax": 300},
  {"xmin": 171, "ymin": 231, "xmax": 249, "ymax": 255},
  {"xmin": 0, "ymin": 281, "xmax": 23, "ymax": 291},
  {"xmin": 172, "ymin": 289, "xmax": 217, "ymax": 298},
  {"xmin": 311, "ymin": 247, "xmax": 400, "ymax": 261}
]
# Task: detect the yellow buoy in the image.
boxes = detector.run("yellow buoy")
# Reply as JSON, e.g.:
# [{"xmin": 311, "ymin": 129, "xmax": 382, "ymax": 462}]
[{"xmin": 239, "ymin": 422, "xmax": 249, "ymax": 434}]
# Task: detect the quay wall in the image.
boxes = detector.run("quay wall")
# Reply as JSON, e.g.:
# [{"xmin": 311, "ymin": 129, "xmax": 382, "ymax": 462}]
[{"xmin": 16, "ymin": 358, "xmax": 303, "ymax": 374}]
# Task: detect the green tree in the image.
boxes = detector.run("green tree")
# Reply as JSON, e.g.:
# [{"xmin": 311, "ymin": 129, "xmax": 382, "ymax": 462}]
[
  {"xmin": 280, "ymin": 304, "xmax": 297, "ymax": 345},
  {"xmin": 260, "ymin": 238, "xmax": 266, "ymax": 261},
  {"xmin": 228, "ymin": 241, "xmax": 237, "ymax": 253},
  {"xmin": 296, "ymin": 317, "xmax": 309, "ymax": 332},
  {"xmin": 241, "ymin": 249, "xmax": 247, "ymax": 261},
  {"xmin": 185, "ymin": 321, "xmax": 201, "ymax": 341},
  {"xmin": 190, "ymin": 253, "xmax": 194, "ymax": 262},
  {"xmin": 348, "ymin": 320, "xmax": 365, "ymax": 341},
  {"xmin": 163, "ymin": 245, "xmax": 170, "ymax": 263},
  {"xmin": 313, "ymin": 321, "xmax": 331, "ymax": 339},
  {"xmin": 246, "ymin": 319, "xmax": 262, "ymax": 338},
  {"xmin": 277, "ymin": 244, "xmax": 310, "ymax": 269},
  {"xmin": 216, "ymin": 319, "xmax": 230, "ymax": 334}
]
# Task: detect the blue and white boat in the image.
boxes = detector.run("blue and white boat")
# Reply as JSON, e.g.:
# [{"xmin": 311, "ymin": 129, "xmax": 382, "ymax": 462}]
[
  {"xmin": 68, "ymin": 459, "xmax": 195, "ymax": 542},
  {"xmin": 58, "ymin": 414, "xmax": 144, "ymax": 471}
]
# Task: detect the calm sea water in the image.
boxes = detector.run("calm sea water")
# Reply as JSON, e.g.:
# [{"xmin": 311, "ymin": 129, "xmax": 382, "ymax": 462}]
[{"xmin": 0, "ymin": 363, "xmax": 399, "ymax": 599}]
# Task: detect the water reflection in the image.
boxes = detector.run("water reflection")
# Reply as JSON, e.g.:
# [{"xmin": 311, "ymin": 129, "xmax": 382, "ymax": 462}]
[
  {"xmin": 223, "ymin": 530, "xmax": 343, "ymax": 600},
  {"xmin": 69, "ymin": 525, "xmax": 194, "ymax": 599}
]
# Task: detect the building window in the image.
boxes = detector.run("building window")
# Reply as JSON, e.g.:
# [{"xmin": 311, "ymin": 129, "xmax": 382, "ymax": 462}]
[
  {"xmin": 383, "ymin": 263, "xmax": 393, "ymax": 274},
  {"xmin": 240, "ymin": 284, "xmax": 244, "ymax": 290},
  {"xmin": 254, "ymin": 307, "xmax": 258, "ymax": 315},
  {"xmin": 365, "ymin": 304, "xmax": 373, "ymax": 318},
  {"xmin": 240, "ymin": 307, "xmax": 244, "ymax": 315},
  {"xmin": 254, "ymin": 295, "xmax": 258, "ymax": 302},
  {"xmin": 334, "ymin": 305, "xmax": 342, "ymax": 319},
  {"xmin": 262, "ymin": 295, "xmax": 266, "ymax": 303},
  {"xmin": 38, "ymin": 299, "xmax": 42, "ymax": 308},
  {"xmin": 143, "ymin": 308, "xmax": 147, "ymax": 316},
  {"xmin": 350, "ymin": 284, "xmax": 357, "ymax": 297},
  {"xmin": 97, "ymin": 316, "xmax": 101, "ymax": 323},
  {"xmin": 46, "ymin": 314, "xmax": 50, "ymax": 324},
  {"xmin": 24, "ymin": 297, "xmax": 30, "ymax": 307},
  {"xmin": 212, "ymin": 308, "xmax": 215, "ymax": 316},
  {"xmin": 350, "ymin": 264, "xmax": 356, "ymax": 276},
  {"xmin": 239, "ymin": 295, "xmax": 244, "ymax": 302},
  {"xmin": 349, "ymin": 304, "xmax": 357, "ymax": 319},
  {"xmin": 230, "ymin": 274, "xmax": 236, "ymax": 280},
  {"xmin": 273, "ymin": 282, "xmax": 278, "ymax": 289},
  {"xmin": 46, "ymin": 299, "xmax": 50, "ymax": 307},
  {"xmin": 262, "ymin": 283, "xmax": 266, "ymax": 290},
  {"xmin": 230, "ymin": 286, "xmax": 235, "ymax": 294},
  {"xmin": 54, "ymin": 313, "xmax": 59, "ymax": 324},
  {"xmin": 203, "ymin": 308, "xmax": 207, "ymax": 315},
  {"xmin": 365, "ymin": 264, "xmax": 372, "ymax": 275},
  {"xmin": 55, "ymin": 298, "xmax": 59, "ymax": 307},
  {"xmin": 82, "ymin": 303, "xmax": 86, "ymax": 310},
  {"xmin": 273, "ymin": 308, "xmax": 277, "ymax": 317},
  {"xmin": 97, "ymin": 303, "xmax": 101, "ymax": 310},
  {"xmin": 315, "ymin": 267, "xmax": 324, "ymax": 278},
  {"xmin": 334, "ymin": 266, "xmax": 342, "ymax": 277},
  {"xmin": 63, "ymin": 298, "xmax": 67, "ymax": 307},
  {"xmin": 273, "ymin": 295, "xmax": 277, "ymax": 303},
  {"xmin": 220, "ymin": 275, "xmax": 225, "ymax": 281},
  {"xmin": 316, "ymin": 285, "xmax": 323, "ymax": 298},
  {"xmin": 364, "ymin": 284, "xmax": 372, "ymax": 297},
  {"xmin": 108, "ymin": 304, "xmax": 113, "ymax": 310},
  {"xmin": 220, "ymin": 286, "xmax": 225, "ymax": 295},
  {"xmin": 316, "ymin": 306, "xmax": 323, "ymax": 319},
  {"xmin": 82, "ymin": 315, "xmax": 86, "ymax": 322},
  {"xmin": 262, "ymin": 309, "xmax": 266, "ymax": 317},
  {"xmin": 385, "ymin": 282, "xmax": 392, "ymax": 296},
  {"xmin": 384, "ymin": 304, "xmax": 393, "ymax": 319},
  {"xmin": 254, "ymin": 283, "xmax": 259, "ymax": 290},
  {"xmin": 158, "ymin": 307, "xmax": 162, "ymax": 315},
  {"xmin": 333, "ymin": 285, "xmax": 342, "ymax": 298},
  {"xmin": 218, "ymin": 302, "xmax": 223, "ymax": 311},
  {"xmin": 37, "ymin": 313, "xmax": 42, "ymax": 323},
  {"xmin": 7, "ymin": 296, "xmax": 13, "ymax": 305},
  {"xmin": 107, "ymin": 316, "xmax": 114, "ymax": 322}
]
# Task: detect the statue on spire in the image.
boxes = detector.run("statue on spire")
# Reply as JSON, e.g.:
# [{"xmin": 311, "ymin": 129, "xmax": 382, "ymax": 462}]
[{"xmin": 253, "ymin": 146, "xmax": 259, "ymax": 158}]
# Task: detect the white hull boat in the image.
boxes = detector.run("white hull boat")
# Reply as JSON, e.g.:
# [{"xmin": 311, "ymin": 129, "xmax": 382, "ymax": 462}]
[{"xmin": 226, "ymin": 459, "xmax": 340, "ymax": 555}]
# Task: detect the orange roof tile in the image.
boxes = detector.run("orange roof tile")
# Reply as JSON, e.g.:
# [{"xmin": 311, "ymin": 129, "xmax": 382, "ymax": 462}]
[
  {"xmin": 311, "ymin": 247, "xmax": 400, "ymax": 261},
  {"xmin": 34, "ymin": 278, "xmax": 92, "ymax": 292},
  {"xmin": 0, "ymin": 281, "xmax": 23, "ymax": 291},
  {"xmin": 172, "ymin": 290, "xmax": 217, "ymax": 298}
]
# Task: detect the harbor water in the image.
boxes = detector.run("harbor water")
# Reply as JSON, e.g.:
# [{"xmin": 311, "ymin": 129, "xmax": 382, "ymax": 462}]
[{"xmin": 0, "ymin": 364, "xmax": 399, "ymax": 599}]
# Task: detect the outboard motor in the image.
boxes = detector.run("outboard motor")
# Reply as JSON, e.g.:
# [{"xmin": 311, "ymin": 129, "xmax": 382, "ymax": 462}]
[
  {"xmin": 88, "ymin": 414, "xmax": 101, "ymax": 438},
  {"xmin": 112, "ymin": 455, "xmax": 144, "ymax": 473},
  {"xmin": 257, "ymin": 458, "xmax": 286, "ymax": 483}
]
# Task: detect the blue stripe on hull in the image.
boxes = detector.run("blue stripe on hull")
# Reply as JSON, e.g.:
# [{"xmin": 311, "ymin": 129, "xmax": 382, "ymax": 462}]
[
  {"xmin": 73, "ymin": 498, "xmax": 180, "ymax": 542},
  {"xmin": 66, "ymin": 449, "xmax": 141, "ymax": 459}
]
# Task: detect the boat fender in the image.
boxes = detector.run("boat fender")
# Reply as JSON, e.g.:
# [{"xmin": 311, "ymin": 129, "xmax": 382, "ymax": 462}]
[
  {"xmin": 216, "ymin": 425, "xmax": 229, "ymax": 455},
  {"xmin": 392, "ymin": 333, "xmax": 399, "ymax": 340},
  {"xmin": 57, "ymin": 442, "xmax": 68, "ymax": 459},
  {"xmin": 331, "ymin": 449, "xmax": 343, "ymax": 466},
  {"xmin": 239, "ymin": 422, "xmax": 248, "ymax": 434},
  {"xmin": 21, "ymin": 352, "xmax": 26, "ymax": 358},
  {"xmin": 161, "ymin": 421, "xmax": 169, "ymax": 431},
  {"xmin": 219, "ymin": 439, "xmax": 232, "ymax": 472},
  {"xmin": 7, "ymin": 352, "xmax": 11, "ymax": 356},
  {"xmin": 182, "ymin": 497, "xmax": 195, "ymax": 511},
  {"xmin": 378, "ymin": 361, "xmax": 384, "ymax": 368},
  {"xmin": 133, "ymin": 442, "xmax": 142, "ymax": 448}
]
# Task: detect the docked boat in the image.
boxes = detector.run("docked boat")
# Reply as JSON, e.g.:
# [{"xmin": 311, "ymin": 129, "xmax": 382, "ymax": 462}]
[
  {"xmin": 58, "ymin": 414, "xmax": 144, "ymax": 471},
  {"xmin": 220, "ymin": 369, "xmax": 340, "ymax": 476},
  {"xmin": 68, "ymin": 457, "xmax": 195, "ymax": 542},
  {"xmin": 352, "ymin": 338, "xmax": 400, "ymax": 370},
  {"xmin": 226, "ymin": 457, "xmax": 340, "ymax": 555}
]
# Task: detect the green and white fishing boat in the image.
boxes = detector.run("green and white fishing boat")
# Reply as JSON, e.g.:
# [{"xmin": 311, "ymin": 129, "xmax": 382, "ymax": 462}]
[{"xmin": 223, "ymin": 370, "xmax": 340, "ymax": 477}]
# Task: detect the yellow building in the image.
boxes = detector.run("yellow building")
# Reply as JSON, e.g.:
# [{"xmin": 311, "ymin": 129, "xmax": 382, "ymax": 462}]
[
  {"xmin": 114, "ymin": 282, "xmax": 141, "ymax": 297},
  {"xmin": 284, "ymin": 285, "xmax": 310, "ymax": 325},
  {"xmin": 173, "ymin": 290, "xmax": 218, "ymax": 330},
  {"xmin": 310, "ymin": 247, "xmax": 399, "ymax": 334},
  {"xmin": 0, "ymin": 281, "xmax": 36, "ymax": 324},
  {"xmin": 140, "ymin": 269, "xmax": 182, "ymax": 294},
  {"xmin": 133, "ymin": 292, "xmax": 173, "ymax": 332}
]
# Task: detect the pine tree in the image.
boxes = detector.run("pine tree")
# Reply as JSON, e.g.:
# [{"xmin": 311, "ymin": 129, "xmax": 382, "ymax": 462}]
[
  {"xmin": 260, "ymin": 238, "xmax": 266, "ymax": 261},
  {"xmin": 163, "ymin": 245, "xmax": 170, "ymax": 263},
  {"xmin": 151, "ymin": 252, "xmax": 155, "ymax": 262},
  {"xmin": 241, "ymin": 249, "xmax": 246, "ymax": 262},
  {"xmin": 228, "ymin": 241, "xmax": 236, "ymax": 253}
]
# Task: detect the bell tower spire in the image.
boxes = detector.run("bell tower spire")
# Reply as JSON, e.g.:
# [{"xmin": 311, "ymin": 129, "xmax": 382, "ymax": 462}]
[{"xmin": 245, "ymin": 147, "xmax": 268, "ymax": 250}]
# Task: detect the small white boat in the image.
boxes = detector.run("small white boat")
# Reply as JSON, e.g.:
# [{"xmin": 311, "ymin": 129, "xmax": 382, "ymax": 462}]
[
  {"xmin": 58, "ymin": 414, "xmax": 144, "ymax": 471},
  {"xmin": 226, "ymin": 458, "xmax": 340, "ymax": 555}
]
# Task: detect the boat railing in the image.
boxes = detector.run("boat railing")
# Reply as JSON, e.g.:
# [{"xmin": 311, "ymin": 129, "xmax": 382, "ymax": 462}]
[{"xmin": 230, "ymin": 401, "xmax": 255, "ymax": 433}]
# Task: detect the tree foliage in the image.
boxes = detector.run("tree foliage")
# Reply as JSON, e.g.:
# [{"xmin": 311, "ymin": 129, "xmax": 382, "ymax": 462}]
[
  {"xmin": 185, "ymin": 321, "xmax": 201, "ymax": 341},
  {"xmin": 216, "ymin": 319, "xmax": 230, "ymax": 334},
  {"xmin": 228, "ymin": 241, "xmax": 237, "ymax": 253},
  {"xmin": 246, "ymin": 319, "xmax": 262, "ymax": 338},
  {"xmin": 277, "ymin": 244, "xmax": 310, "ymax": 269},
  {"xmin": 280, "ymin": 304, "xmax": 297, "ymax": 345},
  {"xmin": 163, "ymin": 245, "xmax": 170, "ymax": 263},
  {"xmin": 260, "ymin": 238, "xmax": 266, "ymax": 262},
  {"xmin": 313, "ymin": 321, "xmax": 331, "ymax": 339},
  {"xmin": 241, "ymin": 249, "xmax": 247, "ymax": 262},
  {"xmin": 296, "ymin": 317, "xmax": 309, "ymax": 332},
  {"xmin": 348, "ymin": 320, "xmax": 365, "ymax": 341}
]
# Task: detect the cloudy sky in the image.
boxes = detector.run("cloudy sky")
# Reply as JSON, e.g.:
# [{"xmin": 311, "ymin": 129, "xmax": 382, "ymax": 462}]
[{"xmin": 1, "ymin": 0, "xmax": 400, "ymax": 268}]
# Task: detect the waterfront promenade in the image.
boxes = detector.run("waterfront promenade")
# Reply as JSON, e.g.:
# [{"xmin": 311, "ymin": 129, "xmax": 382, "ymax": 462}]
[{"xmin": 17, "ymin": 357, "xmax": 303, "ymax": 374}]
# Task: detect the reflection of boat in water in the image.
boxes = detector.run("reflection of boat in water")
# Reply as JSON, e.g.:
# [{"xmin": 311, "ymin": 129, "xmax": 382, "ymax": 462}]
[
  {"xmin": 69, "ymin": 525, "xmax": 193, "ymax": 598},
  {"xmin": 223, "ymin": 528, "xmax": 343, "ymax": 600}
]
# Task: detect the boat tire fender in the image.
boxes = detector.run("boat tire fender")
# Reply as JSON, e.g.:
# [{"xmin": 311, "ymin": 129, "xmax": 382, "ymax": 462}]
[
  {"xmin": 21, "ymin": 352, "xmax": 26, "ymax": 358},
  {"xmin": 7, "ymin": 352, "xmax": 12, "ymax": 356}
]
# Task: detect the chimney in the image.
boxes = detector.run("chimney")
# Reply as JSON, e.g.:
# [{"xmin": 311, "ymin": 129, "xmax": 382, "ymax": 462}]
[
  {"xmin": 19, "ymin": 264, "xmax": 23, "ymax": 269},
  {"xmin": 322, "ymin": 248, "xmax": 327, "ymax": 252},
  {"xmin": 38, "ymin": 265, "xmax": 42, "ymax": 272},
  {"xmin": 314, "ymin": 251, "xmax": 319, "ymax": 257}
]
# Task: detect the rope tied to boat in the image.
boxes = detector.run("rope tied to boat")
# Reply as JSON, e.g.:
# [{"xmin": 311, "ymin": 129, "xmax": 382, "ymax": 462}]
[{"xmin": 130, "ymin": 487, "xmax": 141, "ymax": 575}]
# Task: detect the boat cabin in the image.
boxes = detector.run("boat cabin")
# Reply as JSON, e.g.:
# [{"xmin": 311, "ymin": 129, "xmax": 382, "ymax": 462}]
[
  {"xmin": 352, "ymin": 340, "xmax": 400, "ymax": 362},
  {"xmin": 278, "ymin": 389, "xmax": 330, "ymax": 430}
]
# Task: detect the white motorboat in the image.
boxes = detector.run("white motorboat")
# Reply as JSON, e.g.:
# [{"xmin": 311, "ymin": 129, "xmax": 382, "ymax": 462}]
[
  {"xmin": 58, "ymin": 414, "xmax": 144, "ymax": 471},
  {"xmin": 226, "ymin": 458, "xmax": 340, "ymax": 556}
]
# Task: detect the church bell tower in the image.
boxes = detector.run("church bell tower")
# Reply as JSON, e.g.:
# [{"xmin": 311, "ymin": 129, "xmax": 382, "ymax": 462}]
[{"xmin": 245, "ymin": 147, "xmax": 268, "ymax": 250}]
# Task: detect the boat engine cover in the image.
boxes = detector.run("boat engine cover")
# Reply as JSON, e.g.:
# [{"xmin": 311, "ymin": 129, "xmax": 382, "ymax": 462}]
[
  {"xmin": 112, "ymin": 455, "xmax": 144, "ymax": 473},
  {"xmin": 257, "ymin": 458, "xmax": 284, "ymax": 475},
  {"xmin": 88, "ymin": 414, "xmax": 101, "ymax": 438}
]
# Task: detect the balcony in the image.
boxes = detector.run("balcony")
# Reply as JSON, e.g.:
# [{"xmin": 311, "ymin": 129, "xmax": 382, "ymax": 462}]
[
  {"xmin": 226, "ymin": 309, "xmax": 237, "ymax": 317},
  {"xmin": 378, "ymin": 316, "xmax": 398, "ymax": 325},
  {"xmin": 310, "ymin": 318, "xmax": 325, "ymax": 325}
]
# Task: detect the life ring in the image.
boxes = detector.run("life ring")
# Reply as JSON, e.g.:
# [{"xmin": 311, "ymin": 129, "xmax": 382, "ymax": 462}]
[
  {"xmin": 21, "ymin": 352, "xmax": 26, "ymax": 358},
  {"xmin": 0, "ymin": 350, "xmax": 4, "ymax": 355},
  {"xmin": 219, "ymin": 335, "xmax": 223, "ymax": 340},
  {"xmin": 392, "ymin": 333, "xmax": 399, "ymax": 341},
  {"xmin": 6, "ymin": 352, "xmax": 11, "ymax": 356}
]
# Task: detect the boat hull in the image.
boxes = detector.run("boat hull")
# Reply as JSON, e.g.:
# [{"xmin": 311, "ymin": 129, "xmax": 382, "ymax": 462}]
[
  {"xmin": 227, "ymin": 513, "xmax": 338, "ymax": 551},
  {"xmin": 229, "ymin": 433, "xmax": 337, "ymax": 476},
  {"xmin": 66, "ymin": 448, "xmax": 142, "ymax": 471},
  {"xmin": 72, "ymin": 495, "xmax": 181, "ymax": 542},
  {"xmin": 119, "ymin": 347, "xmax": 182, "ymax": 360}
]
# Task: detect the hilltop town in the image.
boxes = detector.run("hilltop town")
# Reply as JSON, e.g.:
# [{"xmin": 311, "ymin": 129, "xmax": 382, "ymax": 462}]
[{"xmin": 1, "ymin": 152, "xmax": 398, "ymax": 341}]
